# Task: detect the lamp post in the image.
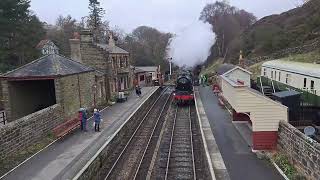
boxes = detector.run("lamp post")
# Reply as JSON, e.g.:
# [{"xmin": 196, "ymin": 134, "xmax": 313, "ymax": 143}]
[{"xmin": 168, "ymin": 57, "xmax": 173, "ymax": 80}]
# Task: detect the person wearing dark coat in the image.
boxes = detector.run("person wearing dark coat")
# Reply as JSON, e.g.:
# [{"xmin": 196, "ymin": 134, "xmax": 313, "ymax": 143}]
[
  {"xmin": 135, "ymin": 85, "xmax": 141, "ymax": 97},
  {"xmin": 94, "ymin": 109, "xmax": 102, "ymax": 132},
  {"xmin": 80, "ymin": 108, "xmax": 88, "ymax": 131}
]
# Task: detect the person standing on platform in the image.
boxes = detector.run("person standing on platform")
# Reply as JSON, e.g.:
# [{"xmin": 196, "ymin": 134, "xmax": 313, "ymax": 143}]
[
  {"xmin": 80, "ymin": 108, "xmax": 88, "ymax": 131},
  {"xmin": 135, "ymin": 85, "xmax": 141, "ymax": 97},
  {"xmin": 138, "ymin": 85, "xmax": 142, "ymax": 97},
  {"xmin": 93, "ymin": 109, "xmax": 102, "ymax": 132}
]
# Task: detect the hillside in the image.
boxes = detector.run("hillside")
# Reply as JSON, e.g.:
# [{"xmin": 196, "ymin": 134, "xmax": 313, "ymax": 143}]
[{"xmin": 242, "ymin": 0, "xmax": 320, "ymax": 58}]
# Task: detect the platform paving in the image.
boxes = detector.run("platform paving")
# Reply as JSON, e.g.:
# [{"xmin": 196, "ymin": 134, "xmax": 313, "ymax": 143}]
[
  {"xmin": 194, "ymin": 87, "xmax": 229, "ymax": 180},
  {"xmin": 2, "ymin": 87, "xmax": 158, "ymax": 180},
  {"xmin": 199, "ymin": 86, "xmax": 283, "ymax": 180},
  {"xmin": 233, "ymin": 122, "xmax": 253, "ymax": 147}
]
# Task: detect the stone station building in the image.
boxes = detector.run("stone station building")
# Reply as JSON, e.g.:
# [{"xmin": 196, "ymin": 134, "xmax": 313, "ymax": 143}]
[
  {"xmin": 0, "ymin": 54, "xmax": 107, "ymax": 159},
  {"xmin": 70, "ymin": 30, "xmax": 132, "ymax": 99},
  {"xmin": 0, "ymin": 29, "xmax": 133, "ymax": 160}
]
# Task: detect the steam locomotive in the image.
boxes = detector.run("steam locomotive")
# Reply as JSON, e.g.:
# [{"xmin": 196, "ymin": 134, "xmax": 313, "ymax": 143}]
[{"xmin": 173, "ymin": 71, "xmax": 194, "ymax": 104}]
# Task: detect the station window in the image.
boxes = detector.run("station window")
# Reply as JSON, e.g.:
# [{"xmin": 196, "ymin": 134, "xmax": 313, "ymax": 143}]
[
  {"xmin": 278, "ymin": 72, "xmax": 281, "ymax": 81},
  {"xmin": 311, "ymin": 80, "xmax": 314, "ymax": 90},
  {"xmin": 271, "ymin": 71, "xmax": 273, "ymax": 79},
  {"xmin": 304, "ymin": 78, "xmax": 307, "ymax": 88},
  {"xmin": 263, "ymin": 68, "xmax": 266, "ymax": 76},
  {"xmin": 286, "ymin": 74, "xmax": 291, "ymax": 84}
]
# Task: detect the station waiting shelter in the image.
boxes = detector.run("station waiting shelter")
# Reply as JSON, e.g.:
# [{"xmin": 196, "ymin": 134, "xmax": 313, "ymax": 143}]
[{"xmin": 218, "ymin": 66, "xmax": 288, "ymax": 150}]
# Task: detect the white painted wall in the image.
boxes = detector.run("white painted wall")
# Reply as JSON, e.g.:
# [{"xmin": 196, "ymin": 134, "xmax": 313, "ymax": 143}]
[
  {"xmin": 226, "ymin": 68, "xmax": 251, "ymax": 87},
  {"xmin": 221, "ymin": 77, "xmax": 288, "ymax": 131},
  {"xmin": 261, "ymin": 66, "xmax": 320, "ymax": 95}
]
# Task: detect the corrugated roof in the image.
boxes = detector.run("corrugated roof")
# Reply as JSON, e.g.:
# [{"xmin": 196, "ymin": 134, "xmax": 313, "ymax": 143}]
[
  {"xmin": 2, "ymin": 54, "xmax": 94, "ymax": 79},
  {"xmin": 262, "ymin": 60, "xmax": 320, "ymax": 78},
  {"xmin": 216, "ymin": 64, "xmax": 236, "ymax": 75},
  {"xmin": 272, "ymin": 90, "xmax": 301, "ymax": 98},
  {"xmin": 97, "ymin": 43, "xmax": 129, "ymax": 54}
]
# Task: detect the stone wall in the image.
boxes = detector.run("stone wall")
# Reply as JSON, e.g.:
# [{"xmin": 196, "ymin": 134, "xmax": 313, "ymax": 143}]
[
  {"xmin": 246, "ymin": 38, "xmax": 320, "ymax": 66},
  {"xmin": 56, "ymin": 72, "xmax": 95, "ymax": 119},
  {"xmin": 80, "ymin": 43, "xmax": 109, "ymax": 72},
  {"xmin": 0, "ymin": 104, "xmax": 63, "ymax": 159},
  {"xmin": 76, "ymin": 88, "xmax": 161, "ymax": 180},
  {"xmin": 278, "ymin": 121, "xmax": 320, "ymax": 180}
]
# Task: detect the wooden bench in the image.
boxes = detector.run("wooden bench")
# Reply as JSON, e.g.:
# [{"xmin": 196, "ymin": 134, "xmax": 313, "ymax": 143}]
[{"xmin": 53, "ymin": 118, "xmax": 80, "ymax": 137}]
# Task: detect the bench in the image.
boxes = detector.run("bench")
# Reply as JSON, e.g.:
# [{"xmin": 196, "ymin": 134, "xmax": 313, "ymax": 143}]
[
  {"xmin": 116, "ymin": 92, "xmax": 128, "ymax": 103},
  {"xmin": 53, "ymin": 118, "xmax": 80, "ymax": 137}
]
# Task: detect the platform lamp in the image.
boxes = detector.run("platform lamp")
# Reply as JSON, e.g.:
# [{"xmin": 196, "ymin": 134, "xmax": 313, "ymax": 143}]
[{"xmin": 167, "ymin": 57, "xmax": 173, "ymax": 80}]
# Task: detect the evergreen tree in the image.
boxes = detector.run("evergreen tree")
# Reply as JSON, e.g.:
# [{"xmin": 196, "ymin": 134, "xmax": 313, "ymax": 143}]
[
  {"xmin": 0, "ymin": 0, "xmax": 45, "ymax": 72},
  {"xmin": 88, "ymin": 0, "xmax": 105, "ymax": 29},
  {"xmin": 88, "ymin": 0, "xmax": 106, "ymax": 42}
]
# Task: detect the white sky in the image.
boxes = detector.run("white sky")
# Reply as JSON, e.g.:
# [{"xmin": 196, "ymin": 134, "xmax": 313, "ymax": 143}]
[
  {"xmin": 30, "ymin": 0, "xmax": 300, "ymax": 34},
  {"xmin": 30, "ymin": 0, "xmax": 302, "ymax": 66}
]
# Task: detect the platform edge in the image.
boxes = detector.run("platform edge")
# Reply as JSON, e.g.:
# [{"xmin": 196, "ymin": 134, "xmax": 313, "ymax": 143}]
[
  {"xmin": 72, "ymin": 87, "xmax": 159, "ymax": 180},
  {"xmin": 194, "ymin": 87, "xmax": 230, "ymax": 180}
]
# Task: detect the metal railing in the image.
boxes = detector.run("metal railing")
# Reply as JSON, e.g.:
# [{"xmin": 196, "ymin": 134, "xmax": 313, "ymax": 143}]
[{"xmin": 0, "ymin": 111, "xmax": 6, "ymax": 125}]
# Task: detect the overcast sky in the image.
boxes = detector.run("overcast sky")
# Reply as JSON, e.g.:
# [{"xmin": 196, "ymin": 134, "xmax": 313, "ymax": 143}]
[
  {"xmin": 30, "ymin": 0, "xmax": 300, "ymax": 33},
  {"xmin": 30, "ymin": 0, "xmax": 301, "ymax": 66}
]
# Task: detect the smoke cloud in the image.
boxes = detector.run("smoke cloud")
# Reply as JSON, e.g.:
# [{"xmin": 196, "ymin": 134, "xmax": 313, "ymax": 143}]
[{"xmin": 168, "ymin": 21, "xmax": 215, "ymax": 67}]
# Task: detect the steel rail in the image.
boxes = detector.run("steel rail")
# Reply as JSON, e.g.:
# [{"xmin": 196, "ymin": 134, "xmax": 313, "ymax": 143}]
[
  {"xmin": 165, "ymin": 105, "xmax": 196, "ymax": 180},
  {"xmin": 164, "ymin": 106, "xmax": 178, "ymax": 180},
  {"xmin": 189, "ymin": 105, "xmax": 197, "ymax": 180},
  {"xmin": 132, "ymin": 94, "xmax": 172, "ymax": 180},
  {"xmin": 104, "ymin": 87, "xmax": 169, "ymax": 180}
]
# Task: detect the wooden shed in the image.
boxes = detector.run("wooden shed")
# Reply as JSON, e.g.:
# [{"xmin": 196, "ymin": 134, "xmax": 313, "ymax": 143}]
[{"xmin": 221, "ymin": 75, "xmax": 288, "ymax": 150}]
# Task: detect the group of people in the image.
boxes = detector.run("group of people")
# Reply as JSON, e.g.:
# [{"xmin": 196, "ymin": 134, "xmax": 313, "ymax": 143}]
[
  {"xmin": 78, "ymin": 108, "xmax": 102, "ymax": 132},
  {"xmin": 78, "ymin": 85, "xmax": 144, "ymax": 133}
]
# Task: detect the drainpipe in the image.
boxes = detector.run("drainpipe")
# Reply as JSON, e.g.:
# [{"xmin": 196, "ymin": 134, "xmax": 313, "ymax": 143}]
[{"xmin": 77, "ymin": 75, "xmax": 82, "ymax": 107}]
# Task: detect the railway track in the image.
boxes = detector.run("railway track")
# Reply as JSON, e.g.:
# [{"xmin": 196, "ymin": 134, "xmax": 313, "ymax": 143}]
[
  {"xmin": 103, "ymin": 88, "xmax": 172, "ymax": 180},
  {"xmin": 165, "ymin": 105, "xmax": 196, "ymax": 180},
  {"xmin": 150, "ymin": 105, "xmax": 207, "ymax": 180}
]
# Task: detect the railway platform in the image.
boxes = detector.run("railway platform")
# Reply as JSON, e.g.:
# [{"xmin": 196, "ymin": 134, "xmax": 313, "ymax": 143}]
[
  {"xmin": 1, "ymin": 87, "xmax": 159, "ymax": 180},
  {"xmin": 194, "ymin": 87, "xmax": 230, "ymax": 180}
]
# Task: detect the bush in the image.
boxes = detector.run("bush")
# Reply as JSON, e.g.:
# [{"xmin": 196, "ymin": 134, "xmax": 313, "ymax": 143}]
[{"xmin": 273, "ymin": 153, "xmax": 306, "ymax": 180}]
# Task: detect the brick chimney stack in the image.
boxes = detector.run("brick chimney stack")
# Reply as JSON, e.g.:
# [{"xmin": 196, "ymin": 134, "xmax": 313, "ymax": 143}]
[
  {"xmin": 80, "ymin": 30, "xmax": 93, "ymax": 43},
  {"xmin": 69, "ymin": 31, "xmax": 83, "ymax": 62},
  {"xmin": 108, "ymin": 31, "xmax": 115, "ymax": 47},
  {"xmin": 69, "ymin": 39, "xmax": 82, "ymax": 62}
]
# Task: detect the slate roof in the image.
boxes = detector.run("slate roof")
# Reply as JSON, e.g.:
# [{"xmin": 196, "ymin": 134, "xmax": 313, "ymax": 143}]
[
  {"xmin": 216, "ymin": 64, "xmax": 236, "ymax": 75},
  {"xmin": 134, "ymin": 66, "xmax": 158, "ymax": 73},
  {"xmin": 2, "ymin": 54, "xmax": 94, "ymax": 79},
  {"xmin": 97, "ymin": 43, "xmax": 129, "ymax": 54}
]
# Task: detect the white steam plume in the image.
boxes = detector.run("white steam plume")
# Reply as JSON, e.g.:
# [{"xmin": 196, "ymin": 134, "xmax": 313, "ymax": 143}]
[{"xmin": 168, "ymin": 21, "xmax": 215, "ymax": 67}]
